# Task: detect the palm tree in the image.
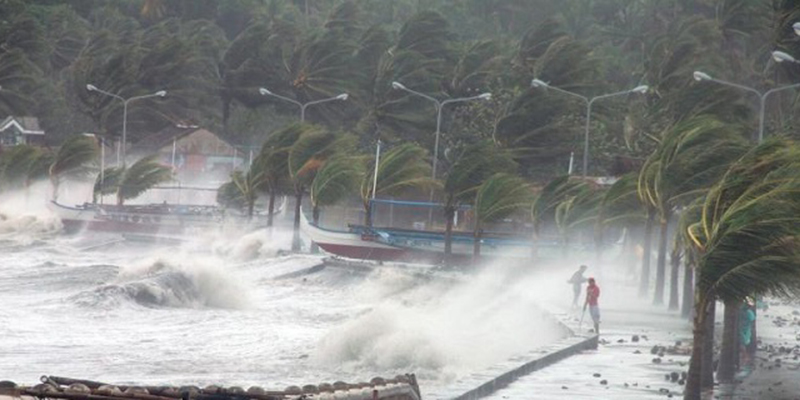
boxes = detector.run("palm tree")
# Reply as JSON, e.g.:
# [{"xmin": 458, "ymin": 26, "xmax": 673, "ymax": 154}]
[
  {"xmin": 116, "ymin": 155, "xmax": 172, "ymax": 205},
  {"xmin": 638, "ymin": 116, "xmax": 749, "ymax": 305},
  {"xmin": 49, "ymin": 135, "xmax": 99, "ymax": 201},
  {"xmin": 683, "ymin": 139, "xmax": 800, "ymax": 399},
  {"xmin": 221, "ymin": 168, "xmax": 263, "ymax": 219},
  {"xmin": 254, "ymin": 124, "xmax": 304, "ymax": 227},
  {"xmin": 472, "ymin": 173, "xmax": 531, "ymax": 262},
  {"xmin": 93, "ymin": 167, "xmax": 124, "ymax": 204},
  {"xmin": 554, "ymin": 182, "xmax": 604, "ymax": 258},
  {"xmin": 310, "ymin": 155, "xmax": 364, "ymax": 225},
  {"xmin": 441, "ymin": 140, "xmax": 516, "ymax": 263},
  {"xmin": 359, "ymin": 142, "xmax": 431, "ymax": 227},
  {"xmin": 599, "ymin": 173, "xmax": 646, "ymax": 277},
  {"xmin": 287, "ymin": 125, "xmax": 350, "ymax": 251},
  {"xmin": 531, "ymin": 175, "xmax": 588, "ymax": 259}
]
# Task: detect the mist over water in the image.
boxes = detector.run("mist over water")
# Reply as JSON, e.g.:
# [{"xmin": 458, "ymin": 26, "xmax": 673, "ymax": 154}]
[{"xmin": 0, "ymin": 192, "xmax": 570, "ymax": 398}]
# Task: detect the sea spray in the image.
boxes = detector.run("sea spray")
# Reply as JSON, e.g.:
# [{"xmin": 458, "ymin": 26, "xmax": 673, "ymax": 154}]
[{"xmin": 313, "ymin": 263, "xmax": 564, "ymax": 385}]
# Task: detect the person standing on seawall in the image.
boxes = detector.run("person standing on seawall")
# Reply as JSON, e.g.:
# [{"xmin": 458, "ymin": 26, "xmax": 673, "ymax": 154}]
[
  {"xmin": 584, "ymin": 277, "xmax": 601, "ymax": 334},
  {"xmin": 568, "ymin": 265, "xmax": 588, "ymax": 307}
]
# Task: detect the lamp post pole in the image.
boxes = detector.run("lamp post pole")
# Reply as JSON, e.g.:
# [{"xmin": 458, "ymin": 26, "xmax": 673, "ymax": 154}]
[
  {"xmin": 259, "ymin": 88, "xmax": 348, "ymax": 123},
  {"xmin": 391, "ymin": 81, "xmax": 491, "ymax": 180},
  {"xmin": 531, "ymin": 79, "xmax": 648, "ymax": 177},
  {"xmin": 86, "ymin": 84, "xmax": 167, "ymax": 166},
  {"xmin": 693, "ymin": 70, "xmax": 800, "ymax": 143}
]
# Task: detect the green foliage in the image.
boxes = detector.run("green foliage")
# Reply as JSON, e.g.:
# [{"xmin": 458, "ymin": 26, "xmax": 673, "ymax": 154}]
[
  {"xmin": 359, "ymin": 142, "xmax": 432, "ymax": 207},
  {"xmin": 310, "ymin": 155, "xmax": 364, "ymax": 212},
  {"xmin": 116, "ymin": 155, "xmax": 172, "ymax": 204}
]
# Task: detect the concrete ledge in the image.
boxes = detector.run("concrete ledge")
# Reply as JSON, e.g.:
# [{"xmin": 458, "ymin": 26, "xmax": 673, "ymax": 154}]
[{"xmin": 452, "ymin": 334, "xmax": 598, "ymax": 400}]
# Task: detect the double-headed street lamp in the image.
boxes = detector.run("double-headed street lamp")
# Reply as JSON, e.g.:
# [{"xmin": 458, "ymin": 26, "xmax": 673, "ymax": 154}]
[
  {"xmin": 258, "ymin": 88, "xmax": 348, "ymax": 123},
  {"xmin": 692, "ymin": 70, "xmax": 800, "ymax": 143},
  {"xmin": 530, "ymin": 79, "xmax": 648, "ymax": 177},
  {"xmin": 86, "ymin": 84, "xmax": 167, "ymax": 165},
  {"xmin": 391, "ymin": 81, "xmax": 491, "ymax": 180}
]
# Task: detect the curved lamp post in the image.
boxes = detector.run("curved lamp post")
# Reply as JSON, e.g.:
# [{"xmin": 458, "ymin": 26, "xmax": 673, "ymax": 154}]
[
  {"xmin": 258, "ymin": 88, "xmax": 348, "ymax": 123},
  {"xmin": 531, "ymin": 79, "xmax": 648, "ymax": 177},
  {"xmin": 693, "ymin": 71, "xmax": 800, "ymax": 142},
  {"xmin": 391, "ymin": 81, "xmax": 491, "ymax": 180},
  {"xmin": 86, "ymin": 84, "xmax": 166, "ymax": 166}
]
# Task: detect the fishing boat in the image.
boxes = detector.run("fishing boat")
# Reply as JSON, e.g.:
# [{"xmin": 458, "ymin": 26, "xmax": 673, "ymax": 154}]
[
  {"xmin": 49, "ymin": 196, "xmax": 285, "ymax": 235},
  {"xmin": 300, "ymin": 207, "xmax": 536, "ymax": 264}
]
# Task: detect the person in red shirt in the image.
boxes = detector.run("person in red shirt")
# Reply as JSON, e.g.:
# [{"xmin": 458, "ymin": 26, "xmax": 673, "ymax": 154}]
[{"xmin": 584, "ymin": 277, "xmax": 601, "ymax": 334}]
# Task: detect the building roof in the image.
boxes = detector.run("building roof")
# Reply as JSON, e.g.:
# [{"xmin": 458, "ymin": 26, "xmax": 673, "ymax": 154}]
[{"xmin": 0, "ymin": 116, "xmax": 45, "ymax": 135}]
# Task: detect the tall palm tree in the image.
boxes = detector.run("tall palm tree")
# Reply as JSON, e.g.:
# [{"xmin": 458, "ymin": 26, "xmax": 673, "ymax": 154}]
[
  {"xmin": 472, "ymin": 173, "xmax": 531, "ymax": 262},
  {"xmin": 49, "ymin": 135, "xmax": 99, "ymax": 201},
  {"xmin": 638, "ymin": 116, "xmax": 749, "ymax": 305},
  {"xmin": 254, "ymin": 124, "xmax": 304, "ymax": 227},
  {"xmin": 531, "ymin": 175, "xmax": 588, "ymax": 259},
  {"xmin": 310, "ymin": 155, "xmax": 364, "ymax": 225},
  {"xmin": 359, "ymin": 142, "xmax": 432, "ymax": 227},
  {"xmin": 599, "ymin": 172, "xmax": 646, "ymax": 277},
  {"xmin": 287, "ymin": 125, "xmax": 350, "ymax": 251},
  {"xmin": 683, "ymin": 139, "xmax": 800, "ymax": 399},
  {"xmin": 441, "ymin": 140, "xmax": 516, "ymax": 263},
  {"xmin": 93, "ymin": 166, "xmax": 124, "ymax": 204},
  {"xmin": 554, "ymin": 182, "xmax": 604, "ymax": 258},
  {"xmin": 116, "ymin": 155, "xmax": 172, "ymax": 205}
]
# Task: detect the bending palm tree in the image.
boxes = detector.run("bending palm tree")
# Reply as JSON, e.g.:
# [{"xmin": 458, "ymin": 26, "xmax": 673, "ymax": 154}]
[
  {"xmin": 441, "ymin": 140, "xmax": 516, "ymax": 264},
  {"xmin": 682, "ymin": 139, "xmax": 800, "ymax": 399},
  {"xmin": 116, "ymin": 155, "xmax": 172, "ymax": 205},
  {"xmin": 288, "ymin": 125, "xmax": 351, "ymax": 251},
  {"xmin": 472, "ymin": 173, "xmax": 531, "ymax": 262},
  {"xmin": 310, "ymin": 155, "xmax": 364, "ymax": 225},
  {"xmin": 359, "ymin": 142, "xmax": 432, "ymax": 227},
  {"xmin": 93, "ymin": 167, "xmax": 124, "ymax": 204},
  {"xmin": 49, "ymin": 135, "xmax": 99, "ymax": 201}
]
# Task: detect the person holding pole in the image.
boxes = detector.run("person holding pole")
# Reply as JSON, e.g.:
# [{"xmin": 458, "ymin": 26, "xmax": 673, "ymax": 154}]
[{"xmin": 584, "ymin": 277, "xmax": 601, "ymax": 334}]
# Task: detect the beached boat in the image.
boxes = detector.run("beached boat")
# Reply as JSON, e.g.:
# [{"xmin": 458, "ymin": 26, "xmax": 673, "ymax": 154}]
[
  {"xmin": 49, "ymin": 199, "xmax": 283, "ymax": 235},
  {"xmin": 300, "ymin": 211, "xmax": 535, "ymax": 264}
]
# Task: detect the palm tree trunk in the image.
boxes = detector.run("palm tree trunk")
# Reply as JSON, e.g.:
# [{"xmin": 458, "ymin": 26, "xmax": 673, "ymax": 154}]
[
  {"xmin": 701, "ymin": 298, "xmax": 716, "ymax": 390},
  {"xmin": 364, "ymin": 201, "xmax": 373, "ymax": 227},
  {"xmin": 717, "ymin": 297, "xmax": 740, "ymax": 383},
  {"xmin": 247, "ymin": 198, "xmax": 255, "ymax": 221},
  {"xmin": 310, "ymin": 205, "xmax": 320, "ymax": 253},
  {"xmin": 444, "ymin": 207, "xmax": 455, "ymax": 265},
  {"xmin": 668, "ymin": 241, "xmax": 681, "ymax": 310},
  {"xmin": 682, "ymin": 256, "xmax": 694, "ymax": 318},
  {"xmin": 472, "ymin": 225, "xmax": 482, "ymax": 263},
  {"xmin": 654, "ymin": 212, "xmax": 671, "ymax": 305},
  {"xmin": 684, "ymin": 286, "xmax": 714, "ymax": 400},
  {"xmin": 292, "ymin": 190, "xmax": 303, "ymax": 252},
  {"xmin": 639, "ymin": 209, "xmax": 655, "ymax": 297},
  {"xmin": 267, "ymin": 191, "xmax": 276, "ymax": 227}
]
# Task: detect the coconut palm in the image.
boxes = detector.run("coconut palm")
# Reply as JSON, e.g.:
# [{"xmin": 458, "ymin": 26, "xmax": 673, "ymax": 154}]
[
  {"xmin": 682, "ymin": 139, "xmax": 800, "ymax": 399},
  {"xmin": 287, "ymin": 125, "xmax": 351, "ymax": 251},
  {"xmin": 599, "ymin": 172, "xmax": 646, "ymax": 277},
  {"xmin": 440, "ymin": 140, "xmax": 516, "ymax": 263},
  {"xmin": 49, "ymin": 135, "xmax": 99, "ymax": 201},
  {"xmin": 116, "ymin": 155, "xmax": 172, "ymax": 205},
  {"xmin": 92, "ymin": 167, "xmax": 124, "ymax": 204},
  {"xmin": 359, "ymin": 142, "xmax": 432, "ymax": 227},
  {"xmin": 472, "ymin": 173, "xmax": 531, "ymax": 262},
  {"xmin": 638, "ymin": 116, "xmax": 750, "ymax": 305},
  {"xmin": 554, "ymin": 182, "xmax": 604, "ymax": 258},
  {"xmin": 254, "ymin": 124, "xmax": 305, "ymax": 227},
  {"xmin": 310, "ymin": 155, "xmax": 364, "ymax": 225},
  {"xmin": 531, "ymin": 176, "xmax": 593, "ymax": 258},
  {"xmin": 217, "ymin": 167, "xmax": 264, "ymax": 219}
]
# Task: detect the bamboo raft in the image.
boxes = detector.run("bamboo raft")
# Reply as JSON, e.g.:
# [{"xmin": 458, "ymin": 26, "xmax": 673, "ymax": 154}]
[{"xmin": 0, "ymin": 375, "xmax": 421, "ymax": 400}]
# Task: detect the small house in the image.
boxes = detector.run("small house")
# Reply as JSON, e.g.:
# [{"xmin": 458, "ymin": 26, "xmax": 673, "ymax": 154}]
[{"xmin": 0, "ymin": 116, "xmax": 45, "ymax": 146}]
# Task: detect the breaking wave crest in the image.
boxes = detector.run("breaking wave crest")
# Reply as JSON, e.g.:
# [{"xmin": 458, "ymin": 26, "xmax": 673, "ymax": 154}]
[{"xmin": 72, "ymin": 258, "xmax": 250, "ymax": 309}]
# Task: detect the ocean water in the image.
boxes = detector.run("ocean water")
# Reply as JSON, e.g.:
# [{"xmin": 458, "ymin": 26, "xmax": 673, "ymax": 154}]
[{"xmin": 0, "ymin": 203, "xmax": 565, "ymax": 399}]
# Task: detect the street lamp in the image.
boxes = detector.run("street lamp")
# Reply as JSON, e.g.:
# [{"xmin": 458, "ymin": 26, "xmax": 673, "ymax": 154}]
[
  {"xmin": 391, "ymin": 81, "xmax": 491, "ymax": 180},
  {"xmin": 258, "ymin": 88, "xmax": 348, "ymax": 122},
  {"xmin": 86, "ymin": 84, "xmax": 167, "ymax": 165},
  {"xmin": 531, "ymin": 79, "xmax": 648, "ymax": 177},
  {"xmin": 693, "ymin": 70, "xmax": 800, "ymax": 142}
]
